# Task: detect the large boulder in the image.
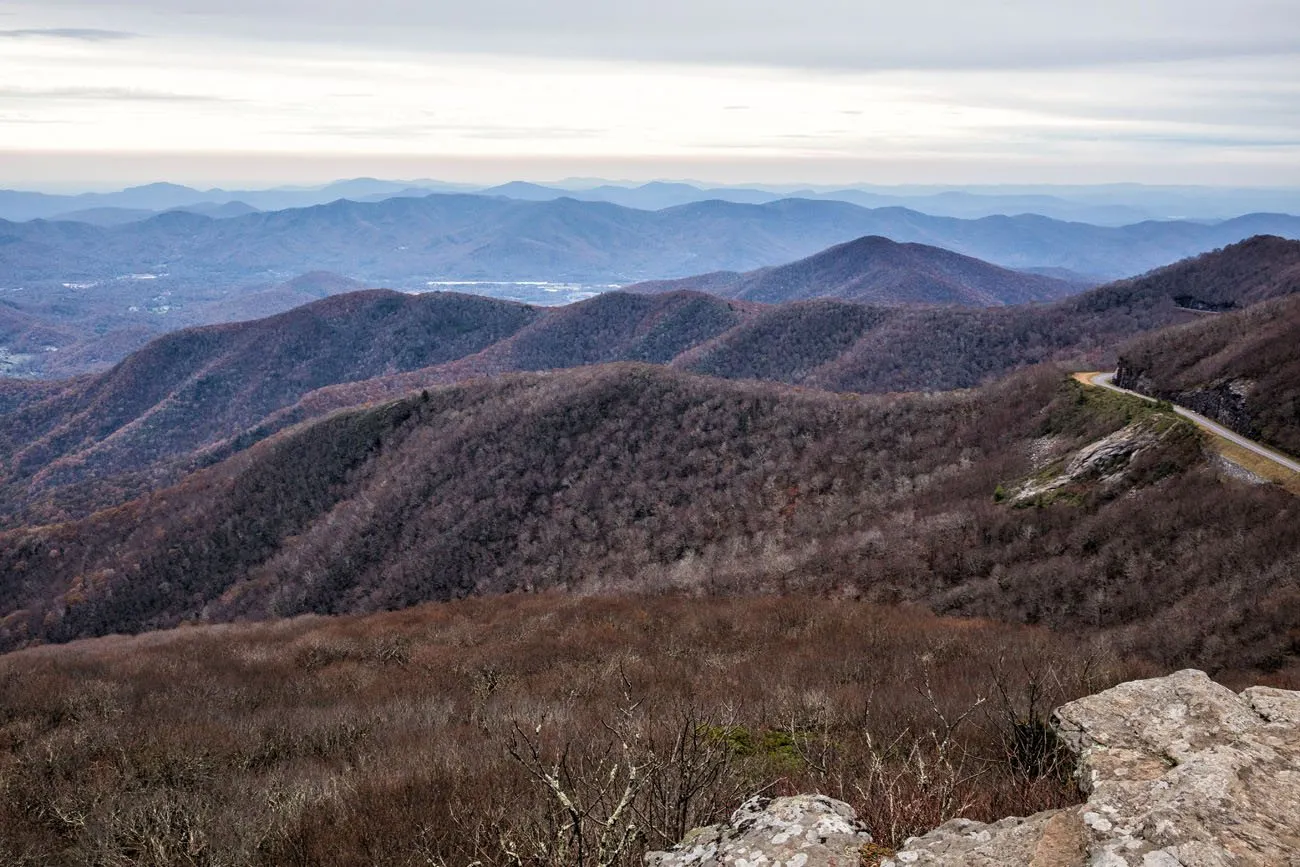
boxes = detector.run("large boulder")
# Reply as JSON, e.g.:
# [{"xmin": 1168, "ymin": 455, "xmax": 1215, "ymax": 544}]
[
  {"xmin": 645, "ymin": 794, "xmax": 873, "ymax": 867},
  {"xmin": 885, "ymin": 669, "xmax": 1300, "ymax": 866},
  {"xmin": 651, "ymin": 671, "xmax": 1300, "ymax": 867}
]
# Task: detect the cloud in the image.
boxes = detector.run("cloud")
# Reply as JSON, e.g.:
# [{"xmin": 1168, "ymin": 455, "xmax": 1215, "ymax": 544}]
[
  {"xmin": 301, "ymin": 122, "xmax": 601, "ymax": 140},
  {"xmin": 2, "ymin": 0, "xmax": 1297, "ymax": 186},
  {"xmin": 0, "ymin": 28, "xmax": 136, "ymax": 41},
  {"xmin": 0, "ymin": 87, "xmax": 228, "ymax": 103},
  {"xmin": 11, "ymin": 0, "xmax": 1300, "ymax": 71}
]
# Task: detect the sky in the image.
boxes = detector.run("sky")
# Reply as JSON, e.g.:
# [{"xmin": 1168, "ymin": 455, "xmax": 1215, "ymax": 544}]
[{"xmin": 2, "ymin": 0, "xmax": 1299, "ymax": 190}]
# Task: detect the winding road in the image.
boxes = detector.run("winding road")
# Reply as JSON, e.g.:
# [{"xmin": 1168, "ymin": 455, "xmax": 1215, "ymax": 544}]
[{"xmin": 1088, "ymin": 372, "xmax": 1300, "ymax": 475}]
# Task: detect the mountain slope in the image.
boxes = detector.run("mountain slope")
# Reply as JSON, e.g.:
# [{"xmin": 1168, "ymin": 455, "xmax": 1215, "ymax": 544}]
[
  {"xmin": 628, "ymin": 235, "xmax": 1082, "ymax": 306},
  {"xmin": 0, "ymin": 593, "xmax": 1148, "ymax": 867},
  {"xmin": 0, "ymin": 291, "xmax": 540, "ymax": 518},
  {"xmin": 0, "ymin": 268, "xmax": 379, "ymax": 379},
  {"xmin": 6, "ymin": 236, "xmax": 1299, "ymax": 526},
  {"xmin": 3, "ymin": 363, "xmax": 1298, "ymax": 679},
  {"xmin": 684, "ymin": 236, "xmax": 1300, "ymax": 392},
  {"xmin": 1117, "ymin": 292, "xmax": 1300, "ymax": 456}
]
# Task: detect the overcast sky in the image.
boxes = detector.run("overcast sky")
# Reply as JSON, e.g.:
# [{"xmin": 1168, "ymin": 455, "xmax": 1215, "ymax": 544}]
[{"xmin": 2, "ymin": 0, "xmax": 1299, "ymax": 189}]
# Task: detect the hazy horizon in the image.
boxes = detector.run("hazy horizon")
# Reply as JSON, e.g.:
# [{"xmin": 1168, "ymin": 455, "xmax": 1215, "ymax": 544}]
[
  {"xmin": 2, "ymin": 0, "xmax": 1298, "ymax": 189},
  {"xmin": 10, "ymin": 172, "xmax": 1300, "ymax": 198}
]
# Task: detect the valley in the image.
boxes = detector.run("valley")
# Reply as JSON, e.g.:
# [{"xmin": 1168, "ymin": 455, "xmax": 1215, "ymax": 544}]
[
  {"xmin": 4, "ymin": 235, "xmax": 1297, "ymax": 528},
  {"xmin": 3, "ymin": 184, "xmax": 1300, "ymax": 867},
  {"xmin": 3, "ymin": 191, "xmax": 1300, "ymax": 380}
]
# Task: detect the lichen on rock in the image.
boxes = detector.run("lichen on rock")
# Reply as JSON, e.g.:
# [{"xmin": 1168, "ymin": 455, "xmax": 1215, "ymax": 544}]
[
  {"xmin": 645, "ymin": 794, "xmax": 873, "ymax": 867},
  {"xmin": 886, "ymin": 669, "xmax": 1300, "ymax": 866},
  {"xmin": 653, "ymin": 671, "xmax": 1300, "ymax": 867}
]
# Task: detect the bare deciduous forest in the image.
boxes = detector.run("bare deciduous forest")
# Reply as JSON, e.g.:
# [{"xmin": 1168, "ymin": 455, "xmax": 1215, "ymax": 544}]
[
  {"xmin": 5, "ymin": 236, "xmax": 1297, "ymax": 528},
  {"xmin": 1119, "ymin": 291, "xmax": 1300, "ymax": 455},
  {"xmin": 2, "ymin": 237, "xmax": 1299, "ymax": 866},
  {"xmin": 2, "ymin": 364, "xmax": 1297, "ymax": 682}
]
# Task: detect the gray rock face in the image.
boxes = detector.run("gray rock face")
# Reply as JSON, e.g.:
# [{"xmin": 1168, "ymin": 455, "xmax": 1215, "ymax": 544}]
[
  {"xmin": 1010, "ymin": 421, "xmax": 1161, "ymax": 504},
  {"xmin": 645, "ymin": 794, "xmax": 873, "ymax": 867},
  {"xmin": 886, "ymin": 669, "xmax": 1300, "ymax": 866},
  {"xmin": 652, "ymin": 672, "xmax": 1300, "ymax": 867},
  {"xmin": 1115, "ymin": 360, "xmax": 1258, "ymax": 442}
]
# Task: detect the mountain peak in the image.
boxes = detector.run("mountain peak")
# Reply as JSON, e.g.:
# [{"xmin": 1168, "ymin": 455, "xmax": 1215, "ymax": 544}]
[{"xmin": 630, "ymin": 233, "xmax": 1076, "ymax": 307}]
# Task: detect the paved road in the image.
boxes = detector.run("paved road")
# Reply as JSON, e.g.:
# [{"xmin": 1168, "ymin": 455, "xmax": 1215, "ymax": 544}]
[{"xmin": 1090, "ymin": 372, "xmax": 1300, "ymax": 475}]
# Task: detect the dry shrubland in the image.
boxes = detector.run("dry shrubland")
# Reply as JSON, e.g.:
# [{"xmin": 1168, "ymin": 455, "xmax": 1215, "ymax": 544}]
[{"xmin": 0, "ymin": 595, "xmax": 1152, "ymax": 866}]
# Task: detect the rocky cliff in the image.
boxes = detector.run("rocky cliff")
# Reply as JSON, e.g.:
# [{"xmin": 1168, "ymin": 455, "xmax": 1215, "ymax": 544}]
[
  {"xmin": 1115, "ymin": 360, "xmax": 1258, "ymax": 441},
  {"xmin": 648, "ymin": 670, "xmax": 1300, "ymax": 867}
]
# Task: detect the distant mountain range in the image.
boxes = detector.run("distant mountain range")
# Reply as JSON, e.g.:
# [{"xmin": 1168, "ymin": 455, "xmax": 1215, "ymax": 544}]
[
  {"xmin": 479, "ymin": 180, "xmax": 1300, "ymax": 225},
  {"xmin": 0, "ymin": 179, "xmax": 472, "ymax": 223},
  {"xmin": 628, "ymin": 235, "xmax": 1086, "ymax": 306},
  {"xmin": 4, "ymin": 192, "xmax": 1300, "ymax": 294},
  {"xmin": 4, "ymin": 195, "xmax": 1299, "ymax": 383},
  {"xmin": 7, "ymin": 179, "xmax": 1300, "ymax": 226},
  {"xmin": 5, "ymin": 235, "xmax": 1297, "ymax": 528},
  {"xmin": 49, "ymin": 201, "xmax": 262, "ymax": 227}
]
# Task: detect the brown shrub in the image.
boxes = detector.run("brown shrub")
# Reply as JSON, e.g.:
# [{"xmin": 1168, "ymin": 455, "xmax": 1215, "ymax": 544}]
[{"xmin": 0, "ymin": 595, "xmax": 1151, "ymax": 865}]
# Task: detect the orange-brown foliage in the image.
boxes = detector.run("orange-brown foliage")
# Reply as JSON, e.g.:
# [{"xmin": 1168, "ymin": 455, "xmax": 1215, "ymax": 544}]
[{"xmin": 0, "ymin": 595, "xmax": 1153, "ymax": 865}]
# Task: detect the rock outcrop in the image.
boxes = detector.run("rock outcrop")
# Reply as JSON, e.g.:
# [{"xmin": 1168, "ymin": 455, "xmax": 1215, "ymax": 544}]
[
  {"xmin": 1010, "ymin": 420, "xmax": 1163, "ymax": 505},
  {"xmin": 645, "ymin": 794, "xmax": 874, "ymax": 867},
  {"xmin": 890, "ymin": 669, "xmax": 1300, "ymax": 866},
  {"xmin": 651, "ymin": 671, "xmax": 1300, "ymax": 867},
  {"xmin": 1115, "ymin": 361, "xmax": 1259, "ymax": 444}
]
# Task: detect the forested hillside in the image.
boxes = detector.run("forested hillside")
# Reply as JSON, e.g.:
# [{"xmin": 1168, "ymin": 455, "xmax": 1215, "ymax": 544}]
[
  {"xmin": 3, "ymin": 364, "xmax": 1297, "ymax": 679},
  {"xmin": 1117, "ymin": 292, "xmax": 1300, "ymax": 455},
  {"xmin": 4, "ymin": 193, "xmax": 1299, "ymax": 289},
  {"xmin": 4, "ymin": 236, "xmax": 1298, "ymax": 527},
  {"xmin": 0, "ymin": 291, "xmax": 542, "ymax": 521},
  {"xmin": 628, "ymin": 235, "xmax": 1082, "ymax": 306}
]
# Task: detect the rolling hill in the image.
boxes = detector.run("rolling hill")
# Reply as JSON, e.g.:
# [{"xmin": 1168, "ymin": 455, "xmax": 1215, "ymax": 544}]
[
  {"xmin": 627, "ymin": 235, "xmax": 1084, "ymax": 306},
  {"xmin": 2, "ymin": 362, "xmax": 1297, "ymax": 684},
  {"xmin": 0, "ymin": 270, "xmax": 375, "ymax": 379},
  {"xmin": 0, "ymin": 291, "xmax": 541, "ymax": 520},
  {"xmin": 6, "ymin": 236, "xmax": 1299, "ymax": 527}
]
